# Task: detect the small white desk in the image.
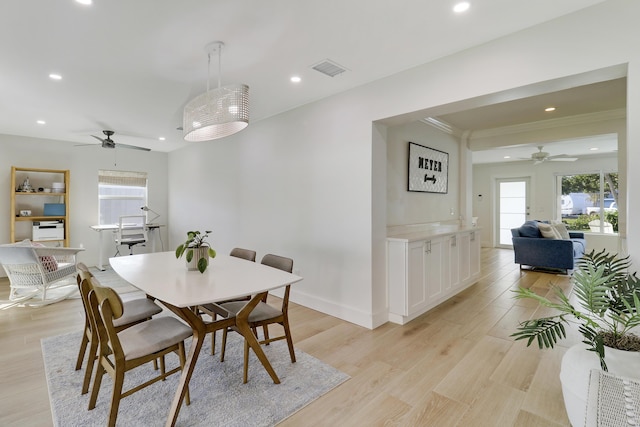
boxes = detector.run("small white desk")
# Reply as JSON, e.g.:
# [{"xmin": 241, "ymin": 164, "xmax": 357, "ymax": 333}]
[
  {"xmin": 90, "ymin": 223, "xmax": 163, "ymax": 270},
  {"xmin": 110, "ymin": 252, "xmax": 303, "ymax": 427}
]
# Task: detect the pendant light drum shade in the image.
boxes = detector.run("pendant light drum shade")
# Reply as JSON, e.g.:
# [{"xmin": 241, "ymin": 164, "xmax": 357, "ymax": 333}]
[{"xmin": 183, "ymin": 83, "xmax": 249, "ymax": 141}]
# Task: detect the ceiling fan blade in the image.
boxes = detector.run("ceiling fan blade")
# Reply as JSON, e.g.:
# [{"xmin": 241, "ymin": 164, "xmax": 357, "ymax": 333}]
[
  {"xmin": 91, "ymin": 135, "xmax": 104, "ymax": 143},
  {"xmin": 115, "ymin": 143, "xmax": 151, "ymax": 152}
]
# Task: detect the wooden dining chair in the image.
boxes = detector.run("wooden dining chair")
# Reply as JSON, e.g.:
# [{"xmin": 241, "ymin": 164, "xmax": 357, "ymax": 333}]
[
  {"xmin": 219, "ymin": 254, "xmax": 296, "ymax": 383},
  {"xmin": 198, "ymin": 247, "xmax": 256, "ymax": 354},
  {"xmin": 86, "ymin": 277, "xmax": 192, "ymax": 427},
  {"xmin": 74, "ymin": 263, "xmax": 162, "ymax": 395}
]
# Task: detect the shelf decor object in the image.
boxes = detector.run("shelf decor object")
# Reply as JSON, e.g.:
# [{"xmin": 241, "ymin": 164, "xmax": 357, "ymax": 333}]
[
  {"xmin": 408, "ymin": 142, "xmax": 449, "ymax": 193},
  {"xmin": 183, "ymin": 41, "xmax": 249, "ymax": 142}
]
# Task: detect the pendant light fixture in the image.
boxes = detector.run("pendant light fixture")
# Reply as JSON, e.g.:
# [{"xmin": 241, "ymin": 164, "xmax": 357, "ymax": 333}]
[{"xmin": 183, "ymin": 41, "xmax": 249, "ymax": 141}]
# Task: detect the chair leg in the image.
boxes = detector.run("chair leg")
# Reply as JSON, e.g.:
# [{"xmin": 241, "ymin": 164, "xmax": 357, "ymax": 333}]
[
  {"xmin": 82, "ymin": 338, "xmax": 99, "ymax": 394},
  {"xmin": 75, "ymin": 328, "xmax": 89, "ymax": 371},
  {"xmin": 177, "ymin": 342, "xmax": 190, "ymax": 406},
  {"xmin": 220, "ymin": 328, "xmax": 228, "ymax": 362},
  {"xmin": 211, "ymin": 312, "xmax": 218, "ymax": 355},
  {"xmin": 88, "ymin": 361, "xmax": 105, "ymax": 410},
  {"xmin": 283, "ymin": 320, "xmax": 296, "ymax": 363},
  {"xmin": 107, "ymin": 370, "xmax": 125, "ymax": 427},
  {"xmin": 262, "ymin": 325, "xmax": 270, "ymax": 345},
  {"xmin": 243, "ymin": 339, "xmax": 250, "ymax": 384},
  {"xmin": 160, "ymin": 355, "xmax": 166, "ymax": 377}
]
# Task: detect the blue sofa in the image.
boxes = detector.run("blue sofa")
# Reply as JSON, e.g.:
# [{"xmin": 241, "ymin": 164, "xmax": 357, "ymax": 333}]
[{"xmin": 511, "ymin": 220, "xmax": 586, "ymax": 273}]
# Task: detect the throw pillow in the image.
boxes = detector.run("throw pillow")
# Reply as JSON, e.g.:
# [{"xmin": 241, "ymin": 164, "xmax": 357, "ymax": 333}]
[
  {"xmin": 518, "ymin": 221, "xmax": 542, "ymax": 238},
  {"xmin": 538, "ymin": 223, "xmax": 561, "ymax": 239},
  {"xmin": 31, "ymin": 241, "xmax": 58, "ymax": 272},
  {"xmin": 552, "ymin": 222, "xmax": 571, "ymax": 240}
]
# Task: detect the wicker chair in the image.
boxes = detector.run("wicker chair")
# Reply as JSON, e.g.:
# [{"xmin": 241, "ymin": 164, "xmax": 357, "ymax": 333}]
[{"xmin": 0, "ymin": 242, "xmax": 84, "ymax": 306}]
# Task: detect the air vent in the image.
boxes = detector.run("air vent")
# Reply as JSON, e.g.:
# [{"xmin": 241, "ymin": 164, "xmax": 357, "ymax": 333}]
[{"xmin": 311, "ymin": 59, "xmax": 348, "ymax": 77}]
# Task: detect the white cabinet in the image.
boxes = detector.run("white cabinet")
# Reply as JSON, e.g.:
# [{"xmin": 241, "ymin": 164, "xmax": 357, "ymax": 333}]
[{"xmin": 387, "ymin": 228, "xmax": 481, "ymax": 325}]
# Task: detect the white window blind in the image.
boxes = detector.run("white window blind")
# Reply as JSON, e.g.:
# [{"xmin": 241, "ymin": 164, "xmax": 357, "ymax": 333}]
[
  {"xmin": 98, "ymin": 170, "xmax": 148, "ymax": 187},
  {"xmin": 98, "ymin": 170, "xmax": 148, "ymax": 225}
]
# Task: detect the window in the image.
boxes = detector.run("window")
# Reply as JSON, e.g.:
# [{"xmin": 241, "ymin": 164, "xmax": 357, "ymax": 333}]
[
  {"xmin": 556, "ymin": 171, "xmax": 618, "ymax": 233},
  {"xmin": 98, "ymin": 170, "xmax": 148, "ymax": 225}
]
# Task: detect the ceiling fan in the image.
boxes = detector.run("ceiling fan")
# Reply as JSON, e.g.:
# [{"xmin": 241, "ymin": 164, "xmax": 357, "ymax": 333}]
[
  {"xmin": 89, "ymin": 130, "xmax": 151, "ymax": 151},
  {"xmin": 521, "ymin": 146, "xmax": 577, "ymax": 164}
]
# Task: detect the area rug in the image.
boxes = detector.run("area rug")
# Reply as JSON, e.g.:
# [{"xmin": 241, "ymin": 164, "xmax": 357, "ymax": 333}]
[{"xmin": 42, "ymin": 330, "xmax": 349, "ymax": 426}]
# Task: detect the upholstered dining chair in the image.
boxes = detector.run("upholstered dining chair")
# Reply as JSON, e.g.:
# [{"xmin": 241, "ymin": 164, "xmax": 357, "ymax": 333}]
[
  {"xmin": 85, "ymin": 277, "xmax": 192, "ymax": 427},
  {"xmin": 74, "ymin": 263, "xmax": 162, "ymax": 395},
  {"xmin": 198, "ymin": 247, "xmax": 257, "ymax": 354},
  {"xmin": 219, "ymin": 253, "xmax": 296, "ymax": 383}
]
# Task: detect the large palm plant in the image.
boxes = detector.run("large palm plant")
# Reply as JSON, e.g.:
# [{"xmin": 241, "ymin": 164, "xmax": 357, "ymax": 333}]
[{"xmin": 512, "ymin": 249, "xmax": 640, "ymax": 371}]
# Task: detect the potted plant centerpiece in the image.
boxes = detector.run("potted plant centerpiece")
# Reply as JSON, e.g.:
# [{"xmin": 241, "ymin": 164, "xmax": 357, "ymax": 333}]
[
  {"xmin": 512, "ymin": 249, "xmax": 640, "ymax": 425},
  {"xmin": 175, "ymin": 230, "xmax": 217, "ymax": 273}
]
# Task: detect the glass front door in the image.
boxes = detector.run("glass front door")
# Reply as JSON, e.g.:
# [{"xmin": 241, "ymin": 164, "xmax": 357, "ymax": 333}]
[{"xmin": 497, "ymin": 178, "xmax": 530, "ymax": 247}]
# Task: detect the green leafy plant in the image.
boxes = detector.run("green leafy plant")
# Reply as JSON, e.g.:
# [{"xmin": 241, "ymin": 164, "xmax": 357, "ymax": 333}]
[
  {"xmin": 175, "ymin": 230, "xmax": 216, "ymax": 273},
  {"xmin": 511, "ymin": 249, "xmax": 640, "ymax": 371}
]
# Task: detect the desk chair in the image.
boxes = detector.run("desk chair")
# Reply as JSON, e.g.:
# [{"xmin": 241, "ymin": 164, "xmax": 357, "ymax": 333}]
[
  {"xmin": 114, "ymin": 215, "xmax": 148, "ymax": 256},
  {"xmin": 219, "ymin": 254, "xmax": 296, "ymax": 383}
]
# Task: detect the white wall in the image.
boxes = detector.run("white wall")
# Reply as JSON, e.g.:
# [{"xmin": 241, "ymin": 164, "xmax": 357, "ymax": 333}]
[
  {"xmin": 0, "ymin": 134, "xmax": 169, "ymax": 273},
  {"xmin": 167, "ymin": 0, "xmax": 640, "ymax": 329},
  {"xmin": 386, "ymin": 122, "xmax": 460, "ymax": 226}
]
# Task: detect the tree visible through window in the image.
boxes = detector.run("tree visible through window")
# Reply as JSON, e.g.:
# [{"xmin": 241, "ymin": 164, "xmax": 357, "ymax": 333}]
[
  {"xmin": 558, "ymin": 172, "xmax": 618, "ymax": 233},
  {"xmin": 98, "ymin": 170, "xmax": 148, "ymax": 225}
]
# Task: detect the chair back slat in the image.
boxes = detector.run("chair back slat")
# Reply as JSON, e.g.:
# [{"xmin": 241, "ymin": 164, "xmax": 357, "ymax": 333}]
[
  {"xmin": 230, "ymin": 248, "xmax": 256, "ymax": 262},
  {"xmin": 261, "ymin": 254, "xmax": 293, "ymax": 273}
]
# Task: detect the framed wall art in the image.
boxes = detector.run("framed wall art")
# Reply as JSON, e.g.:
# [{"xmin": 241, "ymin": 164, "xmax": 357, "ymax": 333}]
[{"xmin": 408, "ymin": 142, "xmax": 449, "ymax": 193}]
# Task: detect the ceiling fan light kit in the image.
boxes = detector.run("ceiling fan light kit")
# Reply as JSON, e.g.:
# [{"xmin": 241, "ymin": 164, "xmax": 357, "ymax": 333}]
[
  {"xmin": 183, "ymin": 41, "xmax": 249, "ymax": 142},
  {"xmin": 90, "ymin": 130, "xmax": 151, "ymax": 151}
]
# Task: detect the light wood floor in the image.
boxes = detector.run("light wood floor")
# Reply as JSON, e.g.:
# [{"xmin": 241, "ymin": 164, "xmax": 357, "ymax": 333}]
[{"xmin": 0, "ymin": 248, "xmax": 576, "ymax": 426}]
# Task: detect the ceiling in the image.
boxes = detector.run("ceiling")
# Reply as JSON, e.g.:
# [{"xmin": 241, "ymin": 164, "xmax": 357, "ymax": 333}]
[
  {"xmin": 437, "ymin": 78, "xmax": 626, "ymax": 164},
  {"xmin": 0, "ymin": 0, "xmax": 607, "ymax": 152}
]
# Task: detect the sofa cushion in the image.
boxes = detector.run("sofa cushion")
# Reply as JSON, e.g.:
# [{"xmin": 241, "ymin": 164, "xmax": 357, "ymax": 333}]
[
  {"xmin": 538, "ymin": 223, "xmax": 561, "ymax": 239},
  {"xmin": 553, "ymin": 222, "xmax": 571, "ymax": 240},
  {"xmin": 518, "ymin": 221, "xmax": 542, "ymax": 238}
]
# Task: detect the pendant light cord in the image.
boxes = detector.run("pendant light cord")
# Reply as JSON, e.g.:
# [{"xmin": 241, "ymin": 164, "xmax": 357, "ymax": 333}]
[{"xmin": 206, "ymin": 42, "xmax": 223, "ymax": 93}]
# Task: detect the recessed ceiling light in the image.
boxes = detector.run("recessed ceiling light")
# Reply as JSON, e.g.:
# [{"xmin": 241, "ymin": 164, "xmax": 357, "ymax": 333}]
[
  {"xmin": 36, "ymin": 120, "xmax": 46, "ymax": 125},
  {"xmin": 290, "ymin": 76, "xmax": 301, "ymax": 83},
  {"xmin": 504, "ymin": 155, "xmax": 511, "ymax": 159},
  {"xmin": 159, "ymin": 137, "xmax": 166, "ymax": 141},
  {"xmin": 590, "ymin": 147, "xmax": 599, "ymax": 151},
  {"xmin": 76, "ymin": 0, "xmax": 92, "ymax": 5},
  {"xmin": 49, "ymin": 73, "xmax": 62, "ymax": 80},
  {"xmin": 453, "ymin": 2, "xmax": 470, "ymax": 13},
  {"xmin": 545, "ymin": 107, "xmax": 556, "ymax": 112}
]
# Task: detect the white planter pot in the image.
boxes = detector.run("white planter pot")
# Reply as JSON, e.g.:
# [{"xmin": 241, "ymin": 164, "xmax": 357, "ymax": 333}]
[
  {"xmin": 560, "ymin": 343, "xmax": 640, "ymax": 427},
  {"xmin": 185, "ymin": 246, "xmax": 209, "ymax": 271}
]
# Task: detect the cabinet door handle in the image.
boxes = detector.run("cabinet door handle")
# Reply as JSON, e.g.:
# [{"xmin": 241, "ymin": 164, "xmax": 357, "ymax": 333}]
[
  {"xmin": 451, "ymin": 236, "xmax": 456, "ymax": 247},
  {"xmin": 425, "ymin": 241, "xmax": 431, "ymax": 253},
  {"xmin": 471, "ymin": 231, "xmax": 476, "ymax": 241}
]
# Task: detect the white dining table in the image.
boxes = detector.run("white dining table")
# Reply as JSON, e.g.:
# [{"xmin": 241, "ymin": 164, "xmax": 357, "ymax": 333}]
[{"xmin": 109, "ymin": 251, "xmax": 303, "ymax": 427}]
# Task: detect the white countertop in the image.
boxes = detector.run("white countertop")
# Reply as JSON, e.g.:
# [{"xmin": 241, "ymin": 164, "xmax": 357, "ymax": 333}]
[{"xmin": 387, "ymin": 225, "xmax": 481, "ymax": 242}]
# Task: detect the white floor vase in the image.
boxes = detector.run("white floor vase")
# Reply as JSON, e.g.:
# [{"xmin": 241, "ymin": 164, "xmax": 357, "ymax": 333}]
[{"xmin": 560, "ymin": 343, "xmax": 640, "ymax": 426}]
